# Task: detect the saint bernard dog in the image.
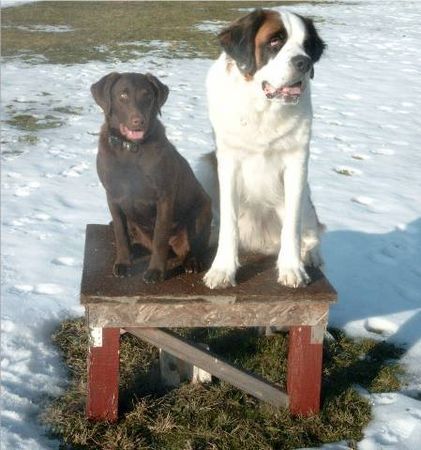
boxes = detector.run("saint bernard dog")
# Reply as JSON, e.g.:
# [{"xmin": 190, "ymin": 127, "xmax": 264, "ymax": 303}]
[{"xmin": 203, "ymin": 8, "xmax": 326, "ymax": 289}]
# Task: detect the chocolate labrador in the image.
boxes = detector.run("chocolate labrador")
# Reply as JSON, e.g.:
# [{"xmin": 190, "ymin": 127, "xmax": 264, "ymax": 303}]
[{"xmin": 91, "ymin": 72, "xmax": 212, "ymax": 283}]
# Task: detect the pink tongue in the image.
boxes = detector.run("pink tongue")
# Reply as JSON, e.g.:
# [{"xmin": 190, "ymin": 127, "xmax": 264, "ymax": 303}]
[
  {"xmin": 280, "ymin": 83, "xmax": 302, "ymax": 96},
  {"xmin": 263, "ymin": 81, "xmax": 302, "ymax": 97},
  {"xmin": 120, "ymin": 125, "xmax": 144, "ymax": 141}
]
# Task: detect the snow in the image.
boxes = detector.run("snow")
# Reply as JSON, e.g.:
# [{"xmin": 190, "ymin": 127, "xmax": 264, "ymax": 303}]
[
  {"xmin": 359, "ymin": 392, "xmax": 421, "ymax": 450},
  {"xmin": 1, "ymin": 0, "xmax": 421, "ymax": 449},
  {"xmin": 1, "ymin": 0, "xmax": 39, "ymax": 8}
]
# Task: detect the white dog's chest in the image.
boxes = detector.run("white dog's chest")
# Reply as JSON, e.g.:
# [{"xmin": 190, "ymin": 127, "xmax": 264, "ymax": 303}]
[
  {"xmin": 210, "ymin": 88, "xmax": 312, "ymax": 156},
  {"xmin": 237, "ymin": 153, "xmax": 285, "ymax": 207},
  {"xmin": 235, "ymin": 118, "xmax": 306, "ymax": 153}
]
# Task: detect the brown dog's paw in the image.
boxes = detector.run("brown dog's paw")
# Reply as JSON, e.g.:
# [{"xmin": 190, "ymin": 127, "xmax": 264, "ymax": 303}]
[
  {"xmin": 183, "ymin": 256, "xmax": 203, "ymax": 274},
  {"xmin": 143, "ymin": 268, "xmax": 165, "ymax": 284},
  {"xmin": 113, "ymin": 263, "xmax": 131, "ymax": 278}
]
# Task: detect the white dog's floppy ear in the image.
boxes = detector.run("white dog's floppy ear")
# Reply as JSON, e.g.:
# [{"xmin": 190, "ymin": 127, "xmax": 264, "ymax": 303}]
[
  {"xmin": 90, "ymin": 72, "xmax": 121, "ymax": 115},
  {"xmin": 145, "ymin": 73, "xmax": 169, "ymax": 114},
  {"xmin": 218, "ymin": 8, "xmax": 266, "ymax": 77},
  {"xmin": 299, "ymin": 15, "xmax": 326, "ymax": 79}
]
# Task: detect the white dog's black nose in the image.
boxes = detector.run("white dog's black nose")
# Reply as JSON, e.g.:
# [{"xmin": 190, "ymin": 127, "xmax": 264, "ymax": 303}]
[{"xmin": 291, "ymin": 55, "xmax": 312, "ymax": 74}]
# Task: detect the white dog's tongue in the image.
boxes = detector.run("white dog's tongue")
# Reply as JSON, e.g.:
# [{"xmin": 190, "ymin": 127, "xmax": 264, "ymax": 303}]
[
  {"xmin": 263, "ymin": 81, "xmax": 303, "ymax": 99},
  {"xmin": 120, "ymin": 124, "xmax": 144, "ymax": 141},
  {"xmin": 280, "ymin": 82, "xmax": 302, "ymax": 96}
]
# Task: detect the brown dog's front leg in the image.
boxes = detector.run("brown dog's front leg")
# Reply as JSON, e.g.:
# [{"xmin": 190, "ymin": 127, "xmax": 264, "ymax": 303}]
[
  {"xmin": 143, "ymin": 196, "xmax": 173, "ymax": 284},
  {"xmin": 107, "ymin": 194, "xmax": 131, "ymax": 277},
  {"xmin": 184, "ymin": 195, "xmax": 212, "ymax": 273}
]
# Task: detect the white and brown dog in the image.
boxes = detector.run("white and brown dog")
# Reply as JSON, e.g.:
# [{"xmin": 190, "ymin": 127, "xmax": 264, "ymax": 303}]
[{"xmin": 203, "ymin": 9, "xmax": 326, "ymax": 289}]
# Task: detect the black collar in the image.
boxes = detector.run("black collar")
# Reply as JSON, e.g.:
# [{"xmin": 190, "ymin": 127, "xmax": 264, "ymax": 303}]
[{"xmin": 108, "ymin": 134, "xmax": 142, "ymax": 153}]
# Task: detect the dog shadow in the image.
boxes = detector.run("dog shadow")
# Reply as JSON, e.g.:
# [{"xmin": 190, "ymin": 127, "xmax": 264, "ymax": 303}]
[{"xmin": 322, "ymin": 217, "xmax": 421, "ymax": 358}]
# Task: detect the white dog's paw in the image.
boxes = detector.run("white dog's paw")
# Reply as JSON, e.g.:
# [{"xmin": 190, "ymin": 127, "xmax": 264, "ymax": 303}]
[
  {"xmin": 277, "ymin": 263, "xmax": 310, "ymax": 288},
  {"xmin": 309, "ymin": 249, "xmax": 324, "ymax": 269},
  {"xmin": 203, "ymin": 267, "xmax": 236, "ymax": 289},
  {"xmin": 303, "ymin": 246, "xmax": 324, "ymax": 268}
]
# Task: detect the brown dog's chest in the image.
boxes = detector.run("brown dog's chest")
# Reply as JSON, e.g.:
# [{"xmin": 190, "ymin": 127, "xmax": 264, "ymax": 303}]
[{"xmin": 99, "ymin": 154, "xmax": 159, "ymax": 220}]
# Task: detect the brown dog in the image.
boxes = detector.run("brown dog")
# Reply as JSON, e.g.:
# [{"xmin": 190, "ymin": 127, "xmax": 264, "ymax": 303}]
[{"xmin": 91, "ymin": 72, "xmax": 212, "ymax": 283}]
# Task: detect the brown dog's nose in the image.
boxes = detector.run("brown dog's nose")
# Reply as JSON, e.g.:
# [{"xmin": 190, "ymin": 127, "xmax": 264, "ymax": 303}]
[{"xmin": 131, "ymin": 116, "xmax": 145, "ymax": 128}]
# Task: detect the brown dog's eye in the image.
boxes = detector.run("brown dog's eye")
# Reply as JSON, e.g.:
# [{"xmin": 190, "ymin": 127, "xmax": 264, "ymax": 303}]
[{"xmin": 119, "ymin": 92, "xmax": 129, "ymax": 101}]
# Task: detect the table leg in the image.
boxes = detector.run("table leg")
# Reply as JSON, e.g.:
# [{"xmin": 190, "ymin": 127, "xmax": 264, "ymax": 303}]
[
  {"xmin": 287, "ymin": 324, "xmax": 324, "ymax": 416},
  {"xmin": 86, "ymin": 327, "xmax": 120, "ymax": 421}
]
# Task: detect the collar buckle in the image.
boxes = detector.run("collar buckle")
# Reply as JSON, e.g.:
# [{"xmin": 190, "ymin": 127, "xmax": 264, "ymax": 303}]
[{"xmin": 108, "ymin": 135, "xmax": 140, "ymax": 153}]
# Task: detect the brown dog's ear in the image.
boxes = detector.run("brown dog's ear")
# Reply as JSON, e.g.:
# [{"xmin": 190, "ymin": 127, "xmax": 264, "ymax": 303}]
[
  {"xmin": 145, "ymin": 73, "xmax": 169, "ymax": 114},
  {"xmin": 218, "ymin": 9, "xmax": 266, "ymax": 77},
  {"xmin": 90, "ymin": 72, "xmax": 121, "ymax": 115}
]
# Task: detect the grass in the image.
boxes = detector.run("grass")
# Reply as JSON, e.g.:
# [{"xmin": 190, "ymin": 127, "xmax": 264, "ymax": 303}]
[
  {"xmin": 3, "ymin": 2, "xmax": 406, "ymax": 444},
  {"xmin": 5, "ymin": 113, "xmax": 64, "ymax": 131},
  {"xmin": 2, "ymin": 1, "xmax": 300, "ymax": 64},
  {"xmin": 41, "ymin": 318, "xmax": 406, "ymax": 450}
]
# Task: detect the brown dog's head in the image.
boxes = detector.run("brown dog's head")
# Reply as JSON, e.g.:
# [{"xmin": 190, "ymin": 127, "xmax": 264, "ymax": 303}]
[{"xmin": 91, "ymin": 72, "xmax": 169, "ymax": 142}]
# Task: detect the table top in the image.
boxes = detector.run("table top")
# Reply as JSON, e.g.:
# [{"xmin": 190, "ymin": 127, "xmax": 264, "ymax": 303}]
[{"xmin": 80, "ymin": 225, "xmax": 337, "ymax": 306}]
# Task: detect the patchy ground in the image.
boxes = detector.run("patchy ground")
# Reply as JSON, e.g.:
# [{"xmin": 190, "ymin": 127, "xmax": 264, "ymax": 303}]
[
  {"xmin": 1, "ymin": 0, "xmax": 421, "ymax": 449},
  {"xmin": 42, "ymin": 318, "xmax": 405, "ymax": 450}
]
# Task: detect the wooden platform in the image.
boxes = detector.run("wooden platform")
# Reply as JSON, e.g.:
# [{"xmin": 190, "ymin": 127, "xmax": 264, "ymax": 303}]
[
  {"xmin": 82, "ymin": 224, "xmax": 336, "ymax": 328},
  {"xmin": 81, "ymin": 224, "xmax": 337, "ymax": 421}
]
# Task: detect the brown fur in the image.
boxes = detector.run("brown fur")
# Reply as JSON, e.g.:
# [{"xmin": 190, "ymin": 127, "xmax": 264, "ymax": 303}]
[
  {"xmin": 254, "ymin": 11, "xmax": 286, "ymax": 70},
  {"xmin": 91, "ymin": 72, "xmax": 212, "ymax": 283},
  {"xmin": 219, "ymin": 9, "xmax": 324, "ymax": 81}
]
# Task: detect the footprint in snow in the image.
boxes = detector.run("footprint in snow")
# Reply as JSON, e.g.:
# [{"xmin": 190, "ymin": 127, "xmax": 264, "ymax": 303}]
[
  {"xmin": 10, "ymin": 213, "xmax": 51, "ymax": 227},
  {"xmin": 34, "ymin": 283, "xmax": 63, "ymax": 295},
  {"xmin": 33, "ymin": 213, "xmax": 51, "ymax": 221},
  {"xmin": 52, "ymin": 257, "xmax": 78, "ymax": 266},
  {"xmin": 6, "ymin": 172, "xmax": 23, "ymax": 179},
  {"xmin": 351, "ymin": 196, "xmax": 374, "ymax": 206},
  {"xmin": 62, "ymin": 162, "xmax": 89, "ymax": 177},
  {"xmin": 333, "ymin": 166, "xmax": 362, "ymax": 177},
  {"xmin": 371, "ymin": 148, "xmax": 395, "ymax": 155},
  {"xmin": 11, "ymin": 217, "xmax": 33, "ymax": 227},
  {"xmin": 407, "ymin": 408, "xmax": 421, "ymax": 420},
  {"xmin": 364, "ymin": 317, "xmax": 398, "ymax": 336},
  {"xmin": 351, "ymin": 154, "xmax": 369, "ymax": 160},
  {"xmin": 1, "ymin": 319, "xmax": 16, "ymax": 333},
  {"xmin": 372, "ymin": 393, "xmax": 398, "ymax": 405},
  {"xmin": 343, "ymin": 93, "xmax": 362, "ymax": 101},
  {"xmin": 368, "ymin": 251, "xmax": 398, "ymax": 266},
  {"xmin": 13, "ymin": 181, "xmax": 41, "ymax": 197},
  {"xmin": 13, "ymin": 284, "xmax": 34, "ymax": 294},
  {"xmin": 377, "ymin": 105, "xmax": 395, "ymax": 112}
]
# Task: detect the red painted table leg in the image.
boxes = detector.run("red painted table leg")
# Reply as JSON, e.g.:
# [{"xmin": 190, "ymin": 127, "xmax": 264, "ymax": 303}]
[
  {"xmin": 87, "ymin": 327, "xmax": 120, "ymax": 421},
  {"xmin": 287, "ymin": 325, "xmax": 324, "ymax": 416}
]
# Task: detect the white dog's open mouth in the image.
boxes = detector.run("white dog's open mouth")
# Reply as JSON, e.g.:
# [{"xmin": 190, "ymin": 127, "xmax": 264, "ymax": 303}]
[{"xmin": 262, "ymin": 81, "xmax": 304, "ymax": 104}]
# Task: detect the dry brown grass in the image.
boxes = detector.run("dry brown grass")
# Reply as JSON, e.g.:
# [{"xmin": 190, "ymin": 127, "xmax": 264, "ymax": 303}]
[{"xmin": 40, "ymin": 318, "xmax": 405, "ymax": 449}]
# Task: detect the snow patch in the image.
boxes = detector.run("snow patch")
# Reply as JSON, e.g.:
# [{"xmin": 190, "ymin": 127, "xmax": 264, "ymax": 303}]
[
  {"xmin": 2, "ymin": 1, "xmax": 421, "ymax": 449},
  {"xmin": 365, "ymin": 317, "xmax": 399, "ymax": 336},
  {"xmin": 33, "ymin": 284, "xmax": 63, "ymax": 295}
]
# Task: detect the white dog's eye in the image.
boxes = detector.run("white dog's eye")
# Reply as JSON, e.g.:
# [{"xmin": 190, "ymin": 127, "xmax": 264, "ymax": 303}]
[{"xmin": 268, "ymin": 35, "xmax": 284, "ymax": 49}]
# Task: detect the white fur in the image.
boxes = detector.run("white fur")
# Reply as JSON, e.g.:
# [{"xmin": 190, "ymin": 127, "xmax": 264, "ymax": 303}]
[{"xmin": 204, "ymin": 10, "xmax": 323, "ymax": 289}]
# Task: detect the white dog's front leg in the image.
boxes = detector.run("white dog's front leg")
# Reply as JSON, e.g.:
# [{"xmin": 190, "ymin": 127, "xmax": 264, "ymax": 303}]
[
  {"xmin": 277, "ymin": 154, "xmax": 310, "ymax": 288},
  {"xmin": 204, "ymin": 153, "xmax": 239, "ymax": 289}
]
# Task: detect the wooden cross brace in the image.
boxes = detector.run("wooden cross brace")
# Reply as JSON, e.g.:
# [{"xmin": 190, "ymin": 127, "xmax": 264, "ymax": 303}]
[{"xmin": 82, "ymin": 225, "xmax": 336, "ymax": 422}]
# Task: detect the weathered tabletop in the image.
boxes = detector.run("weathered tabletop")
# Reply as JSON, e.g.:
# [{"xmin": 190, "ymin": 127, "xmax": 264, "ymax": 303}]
[{"xmin": 81, "ymin": 224, "xmax": 337, "ymax": 328}]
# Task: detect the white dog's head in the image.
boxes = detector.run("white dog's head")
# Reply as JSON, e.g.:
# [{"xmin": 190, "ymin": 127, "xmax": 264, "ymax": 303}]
[{"xmin": 218, "ymin": 9, "xmax": 326, "ymax": 104}]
